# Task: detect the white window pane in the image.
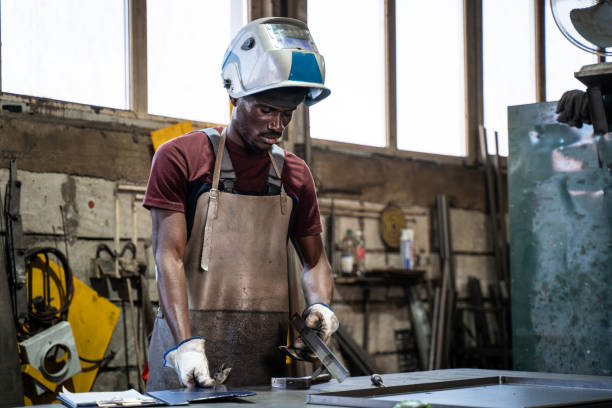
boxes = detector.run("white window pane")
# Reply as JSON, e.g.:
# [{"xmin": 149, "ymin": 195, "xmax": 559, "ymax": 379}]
[
  {"xmin": 545, "ymin": 0, "xmax": 597, "ymax": 102},
  {"xmin": 396, "ymin": 0, "xmax": 465, "ymax": 156},
  {"xmin": 1, "ymin": 0, "xmax": 128, "ymax": 109},
  {"xmin": 308, "ymin": 0, "xmax": 386, "ymax": 147},
  {"xmin": 147, "ymin": 0, "xmax": 247, "ymax": 123},
  {"xmin": 483, "ymin": 0, "xmax": 535, "ymax": 156}
]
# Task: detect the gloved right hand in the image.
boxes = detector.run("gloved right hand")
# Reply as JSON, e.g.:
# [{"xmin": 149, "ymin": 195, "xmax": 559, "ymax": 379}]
[{"xmin": 163, "ymin": 336, "xmax": 215, "ymax": 387}]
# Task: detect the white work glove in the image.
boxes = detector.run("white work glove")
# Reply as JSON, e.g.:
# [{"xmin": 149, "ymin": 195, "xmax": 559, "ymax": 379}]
[
  {"xmin": 163, "ymin": 337, "xmax": 215, "ymax": 387},
  {"xmin": 302, "ymin": 303, "xmax": 339, "ymax": 342},
  {"xmin": 287, "ymin": 303, "xmax": 339, "ymax": 362}
]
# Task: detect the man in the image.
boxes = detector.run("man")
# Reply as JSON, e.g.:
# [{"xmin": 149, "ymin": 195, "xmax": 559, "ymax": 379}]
[{"xmin": 143, "ymin": 17, "xmax": 338, "ymax": 390}]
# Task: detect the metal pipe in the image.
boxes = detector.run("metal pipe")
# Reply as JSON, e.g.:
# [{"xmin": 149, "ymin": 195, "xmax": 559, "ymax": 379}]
[{"xmin": 535, "ymin": 0, "xmax": 546, "ymax": 102}]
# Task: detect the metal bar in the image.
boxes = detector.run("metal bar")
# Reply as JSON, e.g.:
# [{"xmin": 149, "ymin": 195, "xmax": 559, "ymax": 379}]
[
  {"xmin": 385, "ymin": 0, "xmax": 397, "ymax": 150},
  {"xmin": 493, "ymin": 131, "xmax": 508, "ymax": 284},
  {"xmin": 468, "ymin": 277, "xmax": 491, "ymax": 348},
  {"xmin": 406, "ymin": 286, "xmax": 430, "ymax": 370},
  {"xmin": 428, "ymin": 286, "xmax": 440, "ymax": 371},
  {"xmin": 290, "ymin": 314, "xmax": 349, "ymax": 383},
  {"xmin": 535, "ymin": 0, "xmax": 546, "ymax": 102},
  {"xmin": 434, "ymin": 261, "xmax": 449, "ymax": 369},
  {"xmin": 434, "ymin": 195, "xmax": 453, "ymax": 369},
  {"xmin": 492, "ymin": 130, "xmax": 511, "ymax": 368},
  {"xmin": 0, "ymin": 207, "xmax": 25, "ymax": 403},
  {"xmin": 6, "ymin": 160, "xmax": 28, "ymax": 325},
  {"xmin": 129, "ymin": 0, "xmax": 148, "ymax": 113},
  {"xmin": 478, "ymin": 126, "xmax": 503, "ymax": 285},
  {"xmin": 363, "ymin": 287, "xmax": 370, "ymax": 351},
  {"xmin": 114, "ymin": 195, "xmax": 121, "ymax": 279},
  {"xmin": 117, "ymin": 184, "xmax": 147, "ymax": 193},
  {"xmin": 126, "ymin": 277, "xmax": 145, "ymax": 391},
  {"xmin": 464, "ymin": 0, "xmax": 484, "ymax": 164}
]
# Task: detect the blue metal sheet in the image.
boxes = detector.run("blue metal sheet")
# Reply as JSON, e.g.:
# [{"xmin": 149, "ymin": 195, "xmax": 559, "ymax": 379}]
[
  {"xmin": 508, "ymin": 102, "xmax": 612, "ymax": 376},
  {"xmin": 147, "ymin": 385, "xmax": 255, "ymax": 405}
]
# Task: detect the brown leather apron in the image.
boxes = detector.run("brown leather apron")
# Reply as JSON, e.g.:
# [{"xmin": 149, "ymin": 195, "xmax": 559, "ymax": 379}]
[{"xmin": 147, "ymin": 128, "xmax": 293, "ymax": 390}]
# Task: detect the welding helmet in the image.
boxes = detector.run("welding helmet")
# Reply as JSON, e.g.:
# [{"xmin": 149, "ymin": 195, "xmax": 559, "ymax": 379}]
[{"xmin": 221, "ymin": 17, "xmax": 330, "ymax": 106}]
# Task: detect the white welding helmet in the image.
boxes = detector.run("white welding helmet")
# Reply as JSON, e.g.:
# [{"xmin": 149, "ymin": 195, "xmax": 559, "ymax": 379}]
[{"xmin": 221, "ymin": 17, "xmax": 330, "ymax": 106}]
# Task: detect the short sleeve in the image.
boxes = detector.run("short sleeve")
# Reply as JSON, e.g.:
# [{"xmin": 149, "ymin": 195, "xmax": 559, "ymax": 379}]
[
  {"xmin": 143, "ymin": 140, "xmax": 188, "ymax": 212},
  {"xmin": 291, "ymin": 163, "xmax": 323, "ymax": 237}
]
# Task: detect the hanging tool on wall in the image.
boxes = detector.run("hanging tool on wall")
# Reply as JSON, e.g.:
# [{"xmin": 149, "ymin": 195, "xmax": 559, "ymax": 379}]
[{"xmin": 4, "ymin": 159, "xmax": 29, "ymax": 327}]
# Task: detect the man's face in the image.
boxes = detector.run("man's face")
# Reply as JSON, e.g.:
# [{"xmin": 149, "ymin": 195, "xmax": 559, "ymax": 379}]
[{"xmin": 230, "ymin": 95, "xmax": 296, "ymax": 153}]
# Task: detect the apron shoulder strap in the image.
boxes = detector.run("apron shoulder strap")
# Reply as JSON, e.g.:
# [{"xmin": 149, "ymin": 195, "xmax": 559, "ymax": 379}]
[
  {"xmin": 201, "ymin": 128, "xmax": 235, "ymax": 191},
  {"xmin": 268, "ymin": 146, "xmax": 288, "ymax": 214},
  {"xmin": 267, "ymin": 144, "xmax": 285, "ymax": 190}
]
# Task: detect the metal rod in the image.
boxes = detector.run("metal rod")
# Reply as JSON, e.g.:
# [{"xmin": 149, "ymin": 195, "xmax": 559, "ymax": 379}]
[
  {"xmin": 126, "ymin": 277, "xmax": 145, "ymax": 391},
  {"xmin": 114, "ymin": 196, "xmax": 120, "ymax": 278},
  {"xmin": 363, "ymin": 287, "xmax": 370, "ymax": 352},
  {"xmin": 59, "ymin": 205, "xmax": 71, "ymax": 270},
  {"xmin": 385, "ymin": 0, "xmax": 397, "ymax": 150},
  {"xmin": 478, "ymin": 126, "xmax": 503, "ymax": 285},
  {"xmin": 535, "ymin": 0, "xmax": 546, "ymax": 102},
  {"xmin": 428, "ymin": 286, "xmax": 440, "ymax": 370}
]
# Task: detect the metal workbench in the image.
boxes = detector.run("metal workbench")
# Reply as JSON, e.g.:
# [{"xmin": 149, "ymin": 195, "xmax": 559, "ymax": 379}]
[{"xmin": 28, "ymin": 368, "xmax": 612, "ymax": 407}]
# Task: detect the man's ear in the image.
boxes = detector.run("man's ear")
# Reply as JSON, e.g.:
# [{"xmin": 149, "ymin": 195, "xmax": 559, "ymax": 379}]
[{"xmin": 229, "ymin": 96, "xmax": 238, "ymax": 106}]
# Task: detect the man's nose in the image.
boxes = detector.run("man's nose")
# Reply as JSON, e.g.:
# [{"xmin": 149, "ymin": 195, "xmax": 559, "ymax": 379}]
[{"xmin": 268, "ymin": 112, "xmax": 284, "ymax": 133}]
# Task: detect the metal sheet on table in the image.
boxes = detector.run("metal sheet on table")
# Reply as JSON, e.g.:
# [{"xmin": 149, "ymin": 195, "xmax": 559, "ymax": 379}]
[
  {"xmin": 374, "ymin": 384, "xmax": 612, "ymax": 407},
  {"xmin": 307, "ymin": 376, "xmax": 612, "ymax": 408},
  {"xmin": 147, "ymin": 385, "xmax": 255, "ymax": 405}
]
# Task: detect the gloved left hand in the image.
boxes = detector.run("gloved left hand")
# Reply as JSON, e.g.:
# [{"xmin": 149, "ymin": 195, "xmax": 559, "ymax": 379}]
[
  {"xmin": 302, "ymin": 303, "xmax": 339, "ymax": 342},
  {"xmin": 285, "ymin": 303, "xmax": 339, "ymax": 362}
]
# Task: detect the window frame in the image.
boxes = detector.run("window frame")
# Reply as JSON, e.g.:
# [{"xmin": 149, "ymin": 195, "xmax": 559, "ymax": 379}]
[{"xmin": 0, "ymin": 0, "xmax": 585, "ymax": 167}]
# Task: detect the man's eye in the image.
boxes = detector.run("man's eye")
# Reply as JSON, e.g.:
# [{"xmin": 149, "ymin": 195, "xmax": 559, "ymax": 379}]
[{"xmin": 260, "ymin": 108, "xmax": 272, "ymax": 114}]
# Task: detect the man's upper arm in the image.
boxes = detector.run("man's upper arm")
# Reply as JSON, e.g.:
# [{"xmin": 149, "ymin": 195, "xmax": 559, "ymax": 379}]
[
  {"xmin": 152, "ymin": 208, "xmax": 187, "ymax": 262},
  {"xmin": 143, "ymin": 139, "xmax": 189, "ymax": 213}
]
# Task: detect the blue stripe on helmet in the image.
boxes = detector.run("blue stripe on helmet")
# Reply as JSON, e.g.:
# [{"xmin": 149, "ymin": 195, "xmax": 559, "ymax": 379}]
[{"xmin": 288, "ymin": 51, "xmax": 323, "ymax": 84}]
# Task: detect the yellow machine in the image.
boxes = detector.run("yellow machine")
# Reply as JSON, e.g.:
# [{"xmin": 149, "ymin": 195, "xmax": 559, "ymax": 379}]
[{"xmin": 20, "ymin": 252, "xmax": 119, "ymax": 405}]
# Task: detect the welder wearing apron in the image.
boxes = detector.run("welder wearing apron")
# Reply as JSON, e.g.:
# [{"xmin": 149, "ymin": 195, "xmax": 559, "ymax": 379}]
[{"xmin": 143, "ymin": 17, "xmax": 338, "ymax": 390}]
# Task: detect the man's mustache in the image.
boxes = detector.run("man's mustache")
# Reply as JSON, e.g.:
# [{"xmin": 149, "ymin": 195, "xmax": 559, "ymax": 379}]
[{"xmin": 260, "ymin": 132, "xmax": 282, "ymax": 139}]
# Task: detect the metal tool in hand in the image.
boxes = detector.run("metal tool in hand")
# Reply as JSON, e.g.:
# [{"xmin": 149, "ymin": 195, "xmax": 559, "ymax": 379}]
[
  {"xmin": 271, "ymin": 373, "xmax": 331, "ymax": 390},
  {"xmin": 289, "ymin": 313, "xmax": 349, "ymax": 383}
]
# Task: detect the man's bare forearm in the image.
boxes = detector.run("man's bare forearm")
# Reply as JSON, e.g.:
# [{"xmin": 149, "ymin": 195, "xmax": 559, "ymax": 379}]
[
  {"xmin": 156, "ymin": 251, "xmax": 192, "ymax": 343},
  {"xmin": 152, "ymin": 208, "xmax": 191, "ymax": 344},
  {"xmin": 302, "ymin": 257, "xmax": 333, "ymax": 306},
  {"xmin": 297, "ymin": 235, "xmax": 333, "ymax": 306}
]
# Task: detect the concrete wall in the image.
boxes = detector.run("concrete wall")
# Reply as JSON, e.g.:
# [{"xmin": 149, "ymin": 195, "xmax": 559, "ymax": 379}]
[{"xmin": 0, "ymin": 96, "xmax": 501, "ymax": 389}]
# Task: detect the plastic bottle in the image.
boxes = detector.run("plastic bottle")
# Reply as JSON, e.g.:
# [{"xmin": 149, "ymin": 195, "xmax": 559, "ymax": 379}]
[
  {"xmin": 340, "ymin": 229, "xmax": 356, "ymax": 275},
  {"xmin": 354, "ymin": 230, "xmax": 366, "ymax": 276},
  {"xmin": 400, "ymin": 229, "xmax": 414, "ymax": 270}
]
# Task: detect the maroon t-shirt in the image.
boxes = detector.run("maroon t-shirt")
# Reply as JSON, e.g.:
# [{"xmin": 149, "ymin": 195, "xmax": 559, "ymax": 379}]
[{"xmin": 143, "ymin": 128, "xmax": 322, "ymax": 238}]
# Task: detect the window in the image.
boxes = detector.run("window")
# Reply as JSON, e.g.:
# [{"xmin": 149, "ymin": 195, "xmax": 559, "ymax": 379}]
[
  {"xmin": 545, "ymin": 0, "xmax": 598, "ymax": 102},
  {"xmin": 483, "ymin": 0, "xmax": 535, "ymax": 156},
  {"xmin": 1, "ymin": 0, "xmax": 128, "ymax": 109},
  {"xmin": 147, "ymin": 0, "xmax": 247, "ymax": 124},
  {"xmin": 396, "ymin": 0, "xmax": 465, "ymax": 156},
  {"xmin": 307, "ymin": 0, "xmax": 386, "ymax": 147}
]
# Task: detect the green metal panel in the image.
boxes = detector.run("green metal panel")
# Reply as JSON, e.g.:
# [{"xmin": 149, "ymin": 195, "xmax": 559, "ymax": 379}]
[{"xmin": 509, "ymin": 102, "xmax": 612, "ymax": 376}]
